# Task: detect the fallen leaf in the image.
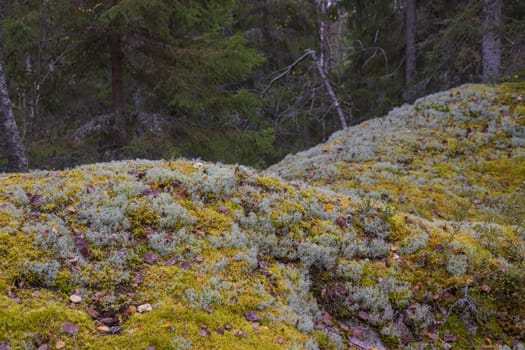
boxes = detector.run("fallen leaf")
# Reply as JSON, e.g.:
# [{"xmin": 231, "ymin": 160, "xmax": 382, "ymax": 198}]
[
  {"xmin": 96, "ymin": 326, "xmax": 109, "ymax": 333},
  {"xmin": 358, "ymin": 310, "xmax": 369, "ymax": 321},
  {"xmin": 99, "ymin": 317, "xmax": 117, "ymax": 325},
  {"xmin": 86, "ymin": 307, "xmax": 99, "ymax": 319},
  {"xmin": 61, "ymin": 322, "xmax": 79, "ymax": 336},
  {"xmin": 69, "ymin": 294, "xmax": 82, "ymax": 304},
  {"xmin": 137, "ymin": 304, "xmax": 152, "ymax": 313},
  {"xmin": 427, "ymin": 331, "xmax": 439, "ymax": 340},
  {"xmin": 144, "ymin": 253, "xmax": 159, "ymax": 265},
  {"xmin": 165, "ymin": 257, "xmax": 179, "ymax": 266},
  {"xmin": 74, "ymin": 236, "xmax": 90, "ymax": 258},
  {"xmin": 108, "ymin": 326, "xmax": 122, "ymax": 334},
  {"xmin": 335, "ymin": 217, "xmax": 346, "ymax": 227},
  {"xmin": 234, "ymin": 330, "xmax": 248, "ymax": 338},
  {"xmin": 443, "ymin": 333, "xmax": 457, "ymax": 342},
  {"xmin": 199, "ymin": 329, "xmax": 210, "ymax": 337},
  {"xmin": 321, "ymin": 312, "xmax": 332, "ymax": 325},
  {"xmin": 480, "ymin": 284, "xmax": 491, "ymax": 293},
  {"xmin": 337, "ymin": 321, "xmax": 350, "ymax": 332},
  {"xmin": 216, "ymin": 206, "xmax": 229, "ymax": 215},
  {"xmin": 352, "ymin": 327, "xmax": 364, "ymax": 340},
  {"xmin": 245, "ymin": 311, "xmax": 260, "ymax": 322},
  {"xmin": 65, "ymin": 205, "xmax": 76, "ymax": 213},
  {"xmin": 134, "ymin": 272, "xmax": 144, "ymax": 285}
]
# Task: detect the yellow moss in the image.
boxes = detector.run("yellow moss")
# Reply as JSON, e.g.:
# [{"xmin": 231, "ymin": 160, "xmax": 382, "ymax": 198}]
[{"xmin": 388, "ymin": 213, "xmax": 411, "ymax": 241}]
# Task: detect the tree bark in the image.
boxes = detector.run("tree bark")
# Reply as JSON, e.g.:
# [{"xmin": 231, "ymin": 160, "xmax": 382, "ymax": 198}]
[
  {"xmin": 261, "ymin": 49, "xmax": 348, "ymax": 129},
  {"xmin": 109, "ymin": 30, "xmax": 127, "ymax": 146},
  {"xmin": 405, "ymin": 0, "xmax": 416, "ymax": 86},
  {"xmin": 0, "ymin": 60, "xmax": 28, "ymax": 172},
  {"xmin": 319, "ymin": 0, "xmax": 327, "ymax": 72},
  {"xmin": 0, "ymin": 0, "xmax": 28, "ymax": 172},
  {"xmin": 109, "ymin": 0, "xmax": 126, "ymax": 146},
  {"xmin": 482, "ymin": 0, "xmax": 502, "ymax": 83},
  {"xmin": 308, "ymin": 49, "xmax": 348, "ymax": 129}
]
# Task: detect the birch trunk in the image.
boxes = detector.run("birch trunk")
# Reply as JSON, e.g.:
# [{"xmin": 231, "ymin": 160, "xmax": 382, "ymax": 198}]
[{"xmin": 308, "ymin": 49, "xmax": 348, "ymax": 129}]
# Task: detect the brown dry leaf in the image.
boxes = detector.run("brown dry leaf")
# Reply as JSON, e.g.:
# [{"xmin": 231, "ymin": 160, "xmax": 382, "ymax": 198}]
[
  {"xmin": 335, "ymin": 217, "xmax": 346, "ymax": 227},
  {"xmin": 199, "ymin": 329, "xmax": 210, "ymax": 337},
  {"xmin": 144, "ymin": 253, "xmax": 159, "ymax": 265},
  {"xmin": 337, "ymin": 321, "xmax": 350, "ymax": 332},
  {"xmin": 65, "ymin": 205, "xmax": 76, "ymax": 213},
  {"xmin": 61, "ymin": 322, "xmax": 79, "ymax": 336},
  {"xmin": 245, "ymin": 311, "xmax": 259, "ymax": 322},
  {"xmin": 86, "ymin": 307, "xmax": 99, "ymax": 319},
  {"xmin": 358, "ymin": 310, "xmax": 369, "ymax": 321},
  {"xmin": 443, "ymin": 333, "xmax": 457, "ymax": 342},
  {"xmin": 427, "ymin": 331, "xmax": 439, "ymax": 340},
  {"xmin": 321, "ymin": 312, "xmax": 332, "ymax": 325}
]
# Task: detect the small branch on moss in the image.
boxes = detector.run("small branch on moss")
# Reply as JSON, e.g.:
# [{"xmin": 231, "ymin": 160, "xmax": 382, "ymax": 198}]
[{"xmin": 444, "ymin": 286, "xmax": 482, "ymax": 325}]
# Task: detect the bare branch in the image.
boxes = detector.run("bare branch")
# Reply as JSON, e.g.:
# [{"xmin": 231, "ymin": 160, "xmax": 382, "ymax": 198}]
[
  {"xmin": 261, "ymin": 49, "xmax": 348, "ymax": 129},
  {"xmin": 261, "ymin": 50, "xmax": 312, "ymax": 97}
]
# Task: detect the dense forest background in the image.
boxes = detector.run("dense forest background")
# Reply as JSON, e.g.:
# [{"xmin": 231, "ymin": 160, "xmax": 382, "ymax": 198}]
[{"xmin": 0, "ymin": 0, "xmax": 524, "ymax": 171}]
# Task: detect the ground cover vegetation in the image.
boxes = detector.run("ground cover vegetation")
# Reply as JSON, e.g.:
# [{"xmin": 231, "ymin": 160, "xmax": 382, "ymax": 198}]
[{"xmin": 0, "ymin": 83, "xmax": 524, "ymax": 349}]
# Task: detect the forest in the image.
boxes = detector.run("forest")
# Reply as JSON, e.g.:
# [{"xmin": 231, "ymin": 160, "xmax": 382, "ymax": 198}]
[
  {"xmin": 1, "ymin": 1, "xmax": 525, "ymax": 350},
  {"xmin": 1, "ymin": 0, "xmax": 524, "ymax": 171}
]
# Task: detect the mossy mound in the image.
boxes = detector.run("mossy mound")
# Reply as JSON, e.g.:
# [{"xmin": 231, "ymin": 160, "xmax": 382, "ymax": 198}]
[
  {"xmin": 1, "ymin": 83, "xmax": 524, "ymax": 349},
  {"xmin": 271, "ymin": 83, "xmax": 525, "ymax": 227}
]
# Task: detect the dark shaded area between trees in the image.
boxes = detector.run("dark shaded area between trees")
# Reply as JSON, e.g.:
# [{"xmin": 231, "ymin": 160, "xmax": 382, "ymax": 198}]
[{"xmin": 0, "ymin": 0, "xmax": 523, "ymax": 172}]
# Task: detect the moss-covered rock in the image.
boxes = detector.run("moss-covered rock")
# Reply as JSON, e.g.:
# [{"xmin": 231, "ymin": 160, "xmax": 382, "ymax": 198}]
[{"xmin": 1, "ymin": 83, "xmax": 524, "ymax": 349}]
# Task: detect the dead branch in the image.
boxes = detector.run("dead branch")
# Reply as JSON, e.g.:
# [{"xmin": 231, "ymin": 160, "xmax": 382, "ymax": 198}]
[
  {"xmin": 261, "ymin": 49, "xmax": 348, "ymax": 129},
  {"xmin": 261, "ymin": 50, "xmax": 312, "ymax": 98}
]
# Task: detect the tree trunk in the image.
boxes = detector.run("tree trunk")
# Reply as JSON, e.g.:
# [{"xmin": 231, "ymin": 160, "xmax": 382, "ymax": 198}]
[
  {"xmin": 482, "ymin": 0, "xmax": 502, "ymax": 82},
  {"xmin": 308, "ymin": 49, "xmax": 348, "ymax": 129},
  {"xmin": 0, "ymin": 60, "xmax": 28, "ymax": 172},
  {"xmin": 0, "ymin": 0, "xmax": 28, "ymax": 172},
  {"xmin": 319, "ymin": 0, "xmax": 327, "ymax": 72},
  {"xmin": 109, "ymin": 15, "xmax": 126, "ymax": 146},
  {"xmin": 405, "ymin": 0, "xmax": 416, "ymax": 87}
]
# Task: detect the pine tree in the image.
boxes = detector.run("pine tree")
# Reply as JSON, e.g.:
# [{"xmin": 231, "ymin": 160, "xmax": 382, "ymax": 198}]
[{"xmin": 2, "ymin": 0, "xmax": 264, "ymax": 147}]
